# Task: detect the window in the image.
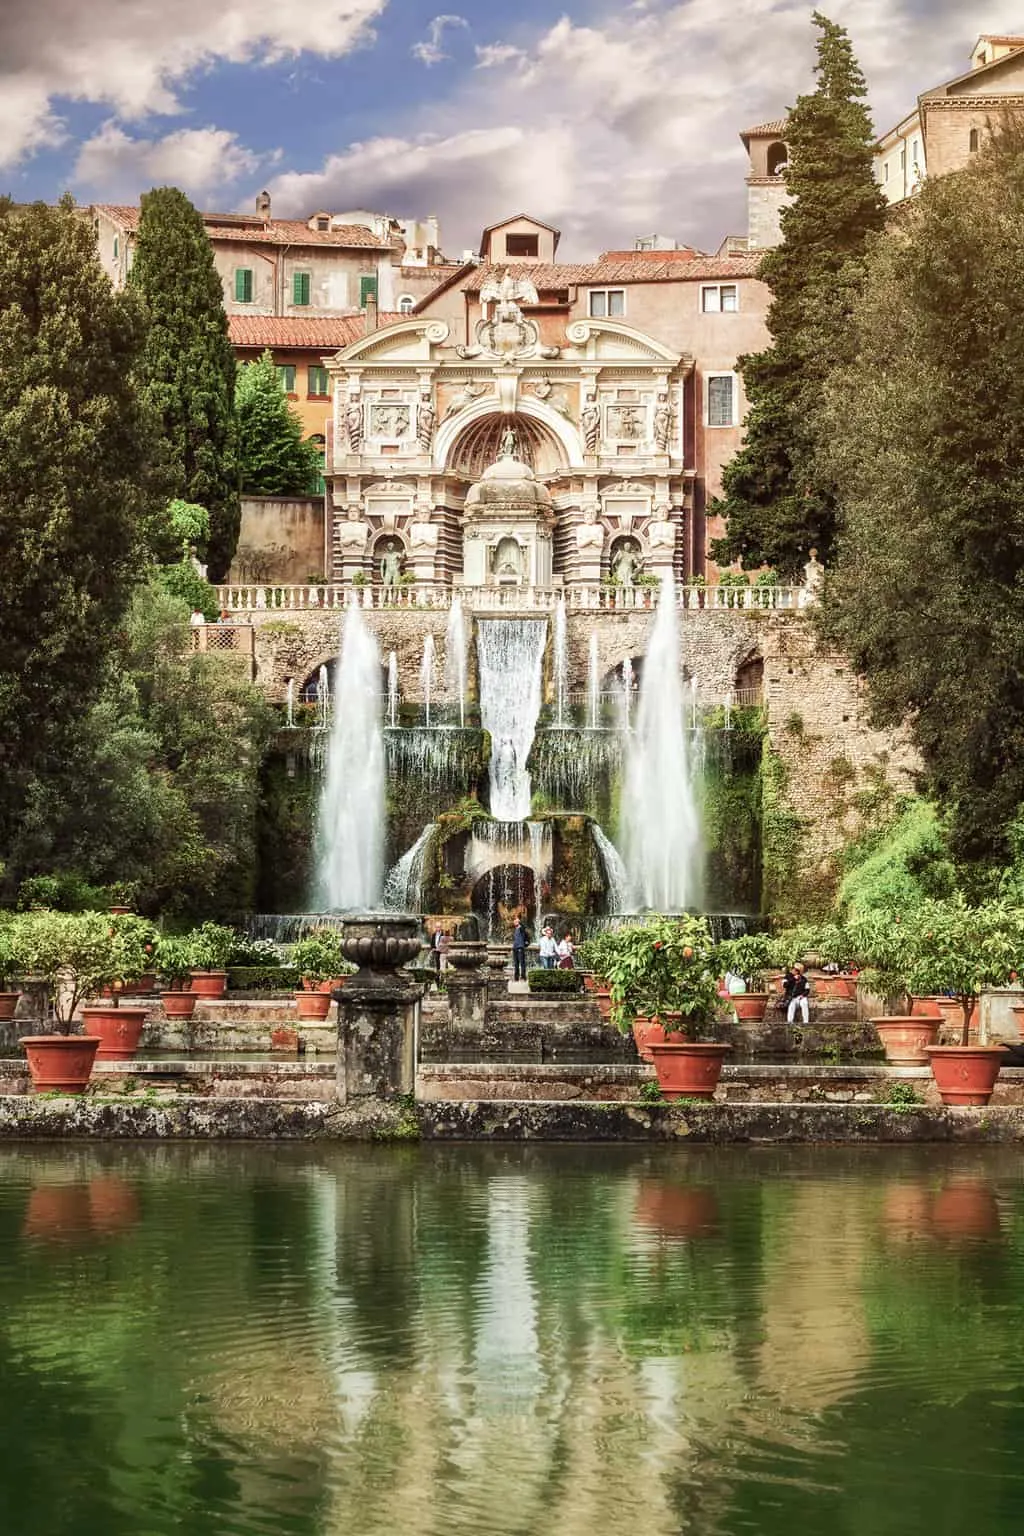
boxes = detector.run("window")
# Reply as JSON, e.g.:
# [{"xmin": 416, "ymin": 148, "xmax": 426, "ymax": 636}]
[
  {"xmin": 113, "ymin": 236, "xmax": 119, "ymax": 261},
  {"xmin": 505, "ymin": 233, "xmax": 539, "ymax": 257},
  {"xmin": 235, "ymin": 268, "xmax": 254, "ymax": 303},
  {"xmin": 276, "ymin": 365, "xmax": 296, "ymax": 394},
  {"xmin": 397, "ymin": 294, "xmax": 415, "ymax": 313},
  {"xmin": 900, "ymin": 147, "xmax": 906, "ymax": 171},
  {"xmin": 359, "ymin": 275, "xmax": 378, "ymax": 308},
  {"xmin": 884, "ymin": 161, "xmax": 890, "ymax": 182},
  {"xmin": 701, "ymin": 283, "xmax": 739, "ymax": 313},
  {"xmin": 588, "ymin": 288, "xmax": 626, "ymax": 318},
  {"xmin": 307, "ymin": 365, "xmax": 329, "ymax": 397},
  {"xmin": 970, "ymin": 127, "xmax": 980, "ymax": 153},
  {"xmin": 310, "ymin": 434, "xmax": 326, "ymax": 494},
  {"xmin": 706, "ymin": 374, "xmax": 737, "ymax": 428},
  {"xmin": 316, "ymin": 217, "xmax": 329, "ymax": 231},
  {"xmin": 292, "ymin": 271, "xmax": 311, "ymax": 306}
]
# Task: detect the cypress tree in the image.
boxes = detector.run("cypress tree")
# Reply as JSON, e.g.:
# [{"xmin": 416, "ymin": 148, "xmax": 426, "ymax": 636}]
[
  {"xmin": 130, "ymin": 187, "xmax": 240, "ymax": 580},
  {"xmin": 236, "ymin": 351, "xmax": 322, "ymax": 495},
  {"xmin": 0, "ymin": 196, "xmax": 158, "ymax": 848},
  {"xmin": 711, "ymin": 12, "xmax": 886, "ymax": 577}
]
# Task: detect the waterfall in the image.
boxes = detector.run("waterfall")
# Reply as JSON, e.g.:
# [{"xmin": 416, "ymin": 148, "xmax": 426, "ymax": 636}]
[
  {"xmin": 314, "ymin": 602, "xmax": 385, "ymax": 910},
  {"xmin": 383, "ymin": 824, "xmax": 436, "ymax": 910},
  {"xmin": 553, "ymin": 596, "xmax": 568, "ymax": 728},
  {"xmin": 622, "ymin": 576, "xmax": 702, "ymax": 910},
  {"xmin": 445, "ymin": 597, "xmax": 467, "ymax": 728},
  {"xmin": 387, "ymin": 651, "xmax": 399, "ymax": 729},
  {"xmin": 587, "ymin": 635, "xmax": 599, "ymax": 730},
  {"xmin": 385, "ymin": 727, "xmax": 480, "ymax": 793},
  {"xmin": 591, "ymin": 825, "xmax": 633, "ymax": 914},
  {"xmin": 420, "ymin": 633, "xmax": 435, "ymax": 728},
  {"xmin": 476, "ymin": 619, "xmax": 548, "ymax": 821}
]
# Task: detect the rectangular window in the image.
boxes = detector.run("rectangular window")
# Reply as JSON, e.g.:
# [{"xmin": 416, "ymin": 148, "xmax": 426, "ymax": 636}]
[
  {"xmin": 276, "ymin": 365, "xmax": 296, "ymax": 394},
  {"xmin": 588, "ymin": 288, "xmax": 626, "ymax": 319},
  {"xmin": 360, "ymin": 275, "xmax": 378, "ymax": 308},
  {"xmin": 307, "ymin": 365, "xmax": 329, "ymax": 397},
  {"xmin": 235, "ymin": 268, "xmax": 254, "ymax": 303},
  {"xmin": 505, "ymin": 233, "xmax": 539, "ymax": 257},
  {"xmin": 113, "ymin": 235, "xmax": 119, "ymax": 261},
  {"xmin": 701, "ymin": 284, "xmax": 739, "ymax": 313},
  {"xmin": 292, "ymin": 271, "xmax": 311, "ymax": 306},
  {"xmin": 707, "ymin": 374, "xmax": 736, "ymax": 428}
]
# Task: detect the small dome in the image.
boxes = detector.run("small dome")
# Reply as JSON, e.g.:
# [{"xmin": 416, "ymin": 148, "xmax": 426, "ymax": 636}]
[
  {"xmin": 465, "ymin": 451, "xmax": 553, "ymax": 514},
  {"xmin": 481, "ymin": 454, "xmax": 534, "ymax": 482}
]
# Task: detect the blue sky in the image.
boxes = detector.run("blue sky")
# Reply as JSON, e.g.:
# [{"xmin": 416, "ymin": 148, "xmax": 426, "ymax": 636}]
[{"xmin": 0, "ymin": 1, "xmax": 1015, "ymax": 256}]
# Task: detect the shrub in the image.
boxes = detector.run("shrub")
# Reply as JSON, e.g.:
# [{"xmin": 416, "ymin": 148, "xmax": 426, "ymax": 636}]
[
  {"xmin": 527, "ymin": 968, "xmax": 584, "ymax": 994},
  {"xmin": 292, "ymin": 929, "xmax": 350, "ymax": 984},
  {"xmin": 226, "ymin": 965, "xmax": 300, "ymax": 993},
  {"xmin": 157, "ymin": 934, "xmax": 196, "ymax": 982},
  {"xmin": 597, "ymin": 914, "xmax": 719, "ymax": 1035},
  {"xmin": 16, "ymin": 873, "xmax": 108, "ymax": 912},
  {"xmin": 188, "ymin": 922, "xmax": 236, "ymax": 971},
  {"xmin": 7, "ymin": 910, "xmax": 134, "ymax": 1029},
  {"xmin": 226, "ymin": 935, "xmax": 282, "ymax": 968},
  {"xmin": 715, "ymin": 932, "xmax": 776, "ymax": 990}
]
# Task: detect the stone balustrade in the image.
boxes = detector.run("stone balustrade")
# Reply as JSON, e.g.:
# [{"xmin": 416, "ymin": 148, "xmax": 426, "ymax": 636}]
[{"xmin": 216, "ymin": 582, "xmax": 808, "ymax": 615}]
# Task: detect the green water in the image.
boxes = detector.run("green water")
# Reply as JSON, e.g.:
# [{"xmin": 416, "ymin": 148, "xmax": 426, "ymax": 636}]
[{"xmin": 2, "ymin": 1145, "xmax": 1024, "ymax": 1535}]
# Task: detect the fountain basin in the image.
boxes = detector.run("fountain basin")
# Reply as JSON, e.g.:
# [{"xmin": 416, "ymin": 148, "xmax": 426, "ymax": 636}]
[{"xmin": 340, "ymin": 913, "xmax": 423, "ymax": 985}]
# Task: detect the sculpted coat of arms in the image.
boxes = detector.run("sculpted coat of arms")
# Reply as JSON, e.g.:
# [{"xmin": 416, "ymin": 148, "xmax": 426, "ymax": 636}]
[{"xmin": 457, "ymin": 270, "xmax": 561, "ymax": 362}]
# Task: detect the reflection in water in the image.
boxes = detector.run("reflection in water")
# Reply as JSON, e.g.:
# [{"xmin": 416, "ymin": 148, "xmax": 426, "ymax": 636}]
[{"xmin": 1, "ymin": 1146, "xmax": 1024, "ymax": 1534}]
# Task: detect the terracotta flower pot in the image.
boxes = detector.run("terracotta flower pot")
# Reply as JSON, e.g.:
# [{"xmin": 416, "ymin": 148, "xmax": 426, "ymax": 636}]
[
  {"xmin": 271, "ymin": 1026, "xmax": 301, "ymax": 1050},
  {"xmin": 188, "ymin": 970, "xmax": 228, "ymax": 999},
  {"xmin": 594, "ymin": 988, "xmax": 612, "ymax": 1021},
  {"xmin": 82, "ymin": 1005, "xmax": 149, "ymax": 1062},
  {"xmin": 318, "ymin": 977, "xmax": 347, "ymax": 993},
  {"xmin": 0, "ymin": 991, "xmax": 20, "ymax": 1022},
  {"xmin": 21, "ymin": 1035, "xmax": 101, "ymax": 1094},
  {"xmin": 933, "ymin": 996, "xmax": 979, "ymax": 1036},
  {"xmin": 931, "ymin": 1183, "xmax": 1001, "ymax": 1240},
  {"xmin": 632, "ymin": 1015, "xmax": 666, "ymax": 1063},
  {"xmin": 872, "ymin": 1016, "xmax": 939, "ymax": 1066},
  {"xmin": 123, "ymin": 973, "xmax": 157, "ymax": 996},
  {"xmin": 646, "ymin": 1041, "xmax": 732, "ymax": 1100},
  {"xmin": 908, "ymin": 996, "xmax": 943, "ymax": 1019},
  {"xmin": 732, "ymin": 992, "xmax": 770, "ymax": 1022},
  {"xmin": 88, "ymin": 1178, "xmax": 140, "ymax": 1234},
  {"xmin": 293, "ymin": 989, "xmax": 332, "ymax": 1021},
  {"xmin": 23, "ymin": 1183, "xmax": 94, "ymax": 1238},
  {"xmin": 926, "ymin": 1044, "xmax": 1007, "ymax": 1106},
  {"xmin": 1010, "ymin": 1004, "xmax": 1024, "ymax": 1042},
  {"xmin": 813, "ymin": 974, "xmax": 856, "ymax": 1001},
  {"xmin": 161, "ymin": 991, "xmax": 197, "ymax": 1020},
  {"xmin": 636, "ymin": 1183, "xmax": 719, "ymax": 1238}
]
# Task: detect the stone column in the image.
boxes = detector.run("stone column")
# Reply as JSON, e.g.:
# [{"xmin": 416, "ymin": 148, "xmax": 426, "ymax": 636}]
[
  {"xmin": 336, "ymin": 914, "xmax": 423, "ymax": 1104},
  {"xmin": 444, "ymin": 941, "xmax": 489, "ymax": 1033}
]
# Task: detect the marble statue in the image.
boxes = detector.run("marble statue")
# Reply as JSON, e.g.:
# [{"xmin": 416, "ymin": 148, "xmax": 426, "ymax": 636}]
[
  {"xmin": 379, "ymin": 539, "xmax": 403, "ymax": 594},
  {"xmin": 653, "ymin": 396, "xmax": 674, "ymax": 452},
  {"xmin": 499, "ymin": 425, "xmax": 518, "ymax": 458},
  {"xmin": 581, "ymin": 399, "xmax": 601, "ymax": 454},
  {"xmin": 345, "ymin": 401, "xmax": 363, "ymax": 451},
  {"xmin": 613, "ymin": 543, "xmax": 640, "ymax": 586},
  {"xmin": 417, "ymin": 399, "xmax": 436, "ymax": 451},
  {"xmin": 803, "ymin": 548, "xmax": 825, "ymax": 601},
  {"xmin": 442, "ymin": 380, "xmax": 490, "ymax": 421}
]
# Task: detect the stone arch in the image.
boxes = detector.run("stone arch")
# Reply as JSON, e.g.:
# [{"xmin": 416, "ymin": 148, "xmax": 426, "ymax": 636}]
[
  {"xmin": 436, "ymin": 396, "xmax": 582, "ymax": 474},
  {"xmin": 734, "ymin": 652, "xmax": 764, "ymax": 704},
  {"xmin": 767, "ymin": 141, "xmax": 789, "ymax": 176}
]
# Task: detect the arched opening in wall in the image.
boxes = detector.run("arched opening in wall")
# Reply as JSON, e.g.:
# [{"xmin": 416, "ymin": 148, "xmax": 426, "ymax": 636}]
[
  {"xmin": 767, "ymin": 141, "xmax": 789, "ymax": 176},
  {"xmin": 447, "ymin": 412, "xmax": 566, "ymax": 480},
  {"xmin": 471, "ymin": 865, "xmax": 537, "ymax": 937},
  {"xmin": 969, "ymin": 127, "xmax": 980, "ymax": 153},
  {"xmin": 297, "ymin": 659, "xmax": 390, "ymax": 706},
  {"xmin": 397, "ymin": 294, "xmax": 415, "ymax": 313},
  {"xmin": 607, "ymin": 535, "xmax": 644, "ymax": 586},
  {"xmin": 734, "ymin": 655, "xmax": 764, "ymax": 707},
  {"xmin": 372, "ymin": 532, "xmax": 406, "ymax": 585}
]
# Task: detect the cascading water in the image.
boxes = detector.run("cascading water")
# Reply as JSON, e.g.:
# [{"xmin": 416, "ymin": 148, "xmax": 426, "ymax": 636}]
[
  {"xmin": 285, "ymin": 678, "xmax": 295, "ymax": 729},
  {"xmin": 621, "ymin": 658, "xmax": 635, "ymax": 733},
  {"xmin": 622, "ymin": 576, "xmax": 702, "ymax": 910},
  {"xmin": 383, "ymin": 824, "xmax": 436, "ymax": 910},
  {"xmin": 420, "ymin": 634, "xmax": 436, "ymax": 728},
  {"xmin": 315, "ymin": 665, "xmax": 330, "ymax": 732},
  {"xmin": 387, "ymin": 651, "xmax": 399, "ymax": 729},
  {"xmin": 314, "ymin": 602, "xmax": 385, "ymax": 910},
  {"xmin": 591, "ymin": 825, "xmax": 633, "ymax": 914},
  {"xmin": 553, "ymin": 597, "xmax": 568, "ymax": 728},
  {"xmin": 445, "ymin": 598, "xmax": 467, "ymax": 728},
  {"xmin": 476, "ymin": 619, "xmax": 548, "ymax": 821},
  {"xmin": 587, "ymin": 635, "xmax": 600, "ymax": 730}
]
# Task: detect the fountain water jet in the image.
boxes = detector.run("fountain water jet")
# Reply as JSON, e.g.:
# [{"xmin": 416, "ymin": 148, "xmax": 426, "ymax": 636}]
[
  {"xmin": 314, "ymin": 602, "xmax": 385, "ymax": 909},
  {"xmin": 553, "ymin": 597, "xmax": 568, "ymax": 728},
  {"xmin": 476, "ymin": 619, "xmax": 547, "ymax": 821},
  {"xmin": 387, "ymin": 651, "xmax": 399, "ymax": 729},
  {"xmin": 587, "ymin": 635, "xmax": 599, "ymax": 730},
  {"xmin": 445, "ymin": 598, "xmax": 468, "ymax": 728},
  {"xmin": 420, "ymin": 634, "xmax": 436, "ymax": 728}
]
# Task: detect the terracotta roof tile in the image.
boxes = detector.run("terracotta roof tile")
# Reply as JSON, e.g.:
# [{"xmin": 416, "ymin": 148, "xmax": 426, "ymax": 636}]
[
  {"xmin": 92, "ymin": 205, "xmax": 390, "ymax": 248},
  {"xmin": 741, "ymin": 119, "xmax": 789, "ymax": 139},
  {"xmin": 460, "ymin": 256, "xmax": 763, "ymax": 292},
  {"xmin": 228, "ymin": 313, "xmax": 404, "ymax": 349}
]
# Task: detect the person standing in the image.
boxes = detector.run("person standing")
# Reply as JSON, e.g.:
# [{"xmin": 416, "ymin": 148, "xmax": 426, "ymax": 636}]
[
  {"xmin": 556, "ymin": 932, "xmax": 575, "ymax": 969},
  {"xmin": 511, "ymin": 918, "xmax": 529, "ymax": 982},
  {"xmin": 786, "ymin": 962, "xmax": 810, "ymax": 1026},
  {"xmin": 538, "ymin": 926, "xmax": 558, "ymax": 969}
]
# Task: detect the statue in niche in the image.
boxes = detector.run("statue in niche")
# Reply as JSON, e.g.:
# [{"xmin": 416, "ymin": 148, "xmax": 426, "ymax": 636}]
[
  {"xmin": 499, "ymin": 424, "xmax": 518, "ymax": 458},
  {"xmin": 581, "ymin": 398, "xmax": 601, "ymax": 454},
  {"xmin": 492, "ymin": 537, "xmax": 524, "ymax": 583},
  {"xmin": 612, "ymin": 540, "xmax": 641, "ymax": 586},
  {"xmin": 653, "ymin": 395, "xmax": 674, "ymax": 451},
  {"xmin": 379, "ymin": 539, "xmax": 403, "ymax": 595},
  {"xmin": 417, "ymin": 399, "xmax": 436, "ymax": 451},
  {"xmin": 803, "ymin": 547, "xmax": 825, "ymax": 601},
  {"xmin": 345, "ymin": 401, "xmax": 363, "ymax": 451}
]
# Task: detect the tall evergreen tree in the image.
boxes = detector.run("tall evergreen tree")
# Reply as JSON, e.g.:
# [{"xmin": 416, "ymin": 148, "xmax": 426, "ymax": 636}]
[
  {"xmin": 236, "ymin": 352, "xmax": 322, "ymax": 495},
  {"xmin": 711, "ymin": 12, "xmax": 886, "ymax": 577},
  {"xmin": 130, "ymin": 187, "xmax": 240, "ymax": 580},
  {"xmin": 0, "ymin": 196, "xmax": 159, "ymax": 850}
]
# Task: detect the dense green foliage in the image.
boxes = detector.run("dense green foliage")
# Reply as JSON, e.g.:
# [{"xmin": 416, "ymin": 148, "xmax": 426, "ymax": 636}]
[
  {"xmin": 711, "ymin": 13, "xmax": 886, "ymax": 575},
  {"xmin": 236, "ymin": 351, "xmax": 322, "ymax": 496},
  {"xmin": 292, "ymin": 929, "xmax": 348, "ymax": 983},
  {"xmin": 527, "ymin": 967, "xmax": 583, "ymax": 994},
  {"xmin": 823, "ymin": 128, "xmax": 1024, "ymax": 862},
  {"xmin": 7, "ymin": 909, "xmax": 150, "ymax": 1027},
  {"xmin": 839, "ymin": 801, "xmax": 958, "ymax": 916},
  {"xmin": 130, "ymin": 188, "xmax": 239, "ymax": 580},
  {"xmin": 590, "ymin": 915, "xmax": 719, "ymax": 1035},
  {"xmin": 0, "ymin": 197, "xmax": 159, "ymax": 854}
]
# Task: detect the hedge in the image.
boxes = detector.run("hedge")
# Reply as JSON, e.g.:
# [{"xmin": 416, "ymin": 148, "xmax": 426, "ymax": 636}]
[
  {"xmin": 527, "ymin": 968, "xmax": 584, "ymax": 995},
  {"xmin": 226, "ymin": 966, "xmax": 300, "ymax": 992}
]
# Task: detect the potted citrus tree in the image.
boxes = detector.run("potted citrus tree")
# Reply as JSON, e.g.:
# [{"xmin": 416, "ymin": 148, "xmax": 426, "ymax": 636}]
[
  {"xmin": 846, "ymin": 908, "xmax": 932, "ymax": 1065},
  {"xmin": 157, "ymin": 935, "xmax": 199, "ymax": 1020},
  {"xmin": 292, "ymin": 930, "xmax": 349, "ymax": 1021},
  {"xmin": 576, "ymin": 929, "xmax": 620, "ymax": 1021},
  {"xmin": 9, "ymin": 910, "xmax": 128, "ymax": 1092},
  {"xmin": 0, "ymin": 918, "xmax": 21, "ymax": 1023},
  {"xmin": 81, "ymin": 913, "xmax": 153, "ymax": 1060},
  {"xmin": 907, "ymin": 897, "xmax": 1016, "ymax": 1105},
  {"xmin": 809, "ymin": 921, "xmax": 858, "ymax": 999},
  {"xmin": 188, "ymin": 922, "xmax": 235, "ymax": 998},
  {"xmin": 603, "ymin": 914, "xmax": 726, "ymax": 1097},
  {"xmin": 714, "ymin": 932, "xmax": 775, "ymax": 1021}
]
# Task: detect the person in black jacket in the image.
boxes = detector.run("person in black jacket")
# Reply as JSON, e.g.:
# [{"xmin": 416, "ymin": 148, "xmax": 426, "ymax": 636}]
[
  {"xmin": 786, "ymin": 962, "xmax": 810, "ymax": 1025},
  {"xmin": 511, "ymin": 918, "xmax": 529, "ymax": 981}
]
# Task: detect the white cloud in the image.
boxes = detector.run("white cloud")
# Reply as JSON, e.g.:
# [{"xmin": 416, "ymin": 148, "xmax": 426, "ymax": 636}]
[
  {"xmin": 266, "ymin": 0, "xmax": 1024, "ymax": 257},
  {"xmin": 0, "ymin": 0, "xmax": 386, "ymax": 170},
  {"xmin": 74, "ymin": 121, "xmax": 263, "ymax": 202},
  {"xmin": 411, "ymin": 14, "xmax": 469, "ymax": 68}
]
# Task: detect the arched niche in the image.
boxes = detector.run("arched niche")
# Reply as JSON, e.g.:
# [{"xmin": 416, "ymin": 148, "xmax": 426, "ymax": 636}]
[
  {"xmin": 446, "ymin": 411, "xmax": 567, "ymax": 480},
  {"xmin": 767, "ymin": 141, "xmax": 789, "ymax": 176}
]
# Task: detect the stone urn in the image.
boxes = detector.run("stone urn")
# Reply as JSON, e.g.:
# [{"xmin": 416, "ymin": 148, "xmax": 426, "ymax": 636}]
[
  {"xmin": 446, "ymin": 941, "xmax": 488, "ymax": 972},
  {"xmin": 340, "ymin": 913, "xmax": 422, "ymax": 988}
]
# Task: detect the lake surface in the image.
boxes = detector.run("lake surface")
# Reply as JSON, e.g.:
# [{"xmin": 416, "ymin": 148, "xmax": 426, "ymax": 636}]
[{"xmin": 2, "ymin": 1143, "xmax": 1024, "ymax": 1535}]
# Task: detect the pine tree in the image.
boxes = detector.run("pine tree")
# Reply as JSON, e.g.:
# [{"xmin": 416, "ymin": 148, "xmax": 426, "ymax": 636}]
[
  {"xmin": 236, "ymin": 352, "xmax": 322, "ymax": 495},
  {"xmin": 0, "ymin": 196, "xmax": 159, "ymax": 849},
  {"xmin": 130, "ymin": 187, "xmax": 240, "ymax": 580},
  {"xmin": 711, "ymin": 12, "xmax": 886, "ymax": 577}
]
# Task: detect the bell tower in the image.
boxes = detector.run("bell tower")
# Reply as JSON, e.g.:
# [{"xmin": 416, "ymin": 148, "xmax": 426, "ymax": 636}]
[{"xmin": 740, "ymin": 120, "xmax": 791, "ymax": 250}]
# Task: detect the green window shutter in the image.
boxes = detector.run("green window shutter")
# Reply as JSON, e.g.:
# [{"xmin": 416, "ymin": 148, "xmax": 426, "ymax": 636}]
[
  {"xmin": 293, "ymin": 271, "xmax": 311, "ymax": 306},
  {"xmin": 235, "ymin": 268, "xmax": 253, "ymax": 303},
  {"xmin": 360, "ymin": 275, "xmax": 378, "ymax": 308}
]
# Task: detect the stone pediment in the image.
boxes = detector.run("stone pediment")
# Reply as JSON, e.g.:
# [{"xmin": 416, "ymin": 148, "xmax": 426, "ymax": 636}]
[
  {"xmin": 564, "ymin": 319, "xmax": 687, "ymax": 367},
  {"xmin": 328, "ymin": 318, "xmax": 451, "ymax": 364}
]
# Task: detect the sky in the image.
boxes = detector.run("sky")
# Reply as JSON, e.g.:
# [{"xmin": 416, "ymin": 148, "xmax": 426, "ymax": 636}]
[{"xmin": 0, "ymin": 1, "xmax": 1018, "ymax": 258}]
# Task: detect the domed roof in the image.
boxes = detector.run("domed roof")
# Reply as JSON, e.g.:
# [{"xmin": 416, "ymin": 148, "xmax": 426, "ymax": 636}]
[{"xmin": 465, "ymin": 451, "xmax": 553, "ymax": 514}]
